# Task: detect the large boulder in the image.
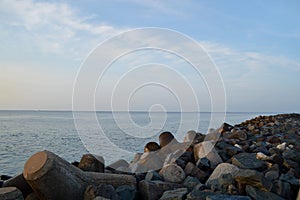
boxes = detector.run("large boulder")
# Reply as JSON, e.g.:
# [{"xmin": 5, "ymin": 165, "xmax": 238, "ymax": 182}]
[
  {"xmin": 235, "ymin": 169, "xmax": 272, "ymax": 191},
  {"xmin": 206, "ymin": 163, "xmax": 239, "ymax": 187},
  {"xmin": 194, "ymin": 142, "xmax": 222, "ymax": 169},
  {"xmin": 232, "ymin": 153, "xmax": 266, "ymax": 170},
  {"xmin": 159, "ymin": 188, "xmax": 188, "ymax": 200},
  {"xmin": 159, "ymin": 164, "xmax": 185, "ymax": 183}
]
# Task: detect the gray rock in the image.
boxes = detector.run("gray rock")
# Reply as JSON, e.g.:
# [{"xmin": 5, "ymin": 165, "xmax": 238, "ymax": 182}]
[
  {"xmin": 265, "ymin": 170, "xmax": 279, "ymax": 181},
  {"xmin": 224, "ymin": 146, "xmax": 243, "ymax": 157},
  {"xmin": 85, "ymin": 184, "xmax": 120, "ymax": 200},
  {"xmin": 145, "ymin": 170, "xmax": 164, "ymax": 181},
  {"xmin": 232, "ymin": 153, "xmax": 265, "ymax": 170},
  {"xmin": 282, "ymin": 149, "xmax": 300, "ymax": 162},
  {"xmin": 194, "ymin": 142, "xmax": 223, "ymax": 169},
  {"xmin": 159, "ymin": 188, "xmax": 188, "ymax": 200},
  {"xmin": 218, "ymin": 123, "xmax": 234, "ymax": 134},
  {"xmin": 206, "ymin": 163, "xmax": 239, "ymax": 187},
  {"xmin": 183, "ymin": 176, "xmax": 200, "ymax": 191},
  {"xmin": 159, "ymin": 164, "xmax": 186, "ymax": 183},
  {"xmin": 245, "ymin": 185, "xmax": 284, "ymax": 200},
  {"xmin": 184, "ymin": 162, "xmax": 208, "ymax": 183},
  {"xmin": 234, "ymin": 169, "xmax": 272, "ymax": 191},
  {"xmin": 116, "ymin": 185, "xmax": 136, "ymax": 200},
  {"xmin": 206, "ymin": 194, "xmax": 251, "ymax": 200},
  {"xmin": 139, "ymin": 180, "xmax": 183, "ymax": 200},
  {"xmin": 186, "ymin": 190, "xmax": 216, "ymax": 200}
]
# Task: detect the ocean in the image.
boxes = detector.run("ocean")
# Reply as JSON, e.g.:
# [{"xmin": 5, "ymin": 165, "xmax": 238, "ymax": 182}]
[{"xmin": 0, "ymin": 111, "xmax": 275, "ymax": 176}]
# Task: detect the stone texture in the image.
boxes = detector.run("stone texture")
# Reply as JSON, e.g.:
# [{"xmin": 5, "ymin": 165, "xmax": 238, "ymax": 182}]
[
  {"xmin": 206, "ymin": 163, "xmax": 239, "ymax": 187},
  {"xmin": 0, "ymin": 187, "xmax": 24, "ymax": 200},
  {"xmin": 84, "ymin": 184, "xmax": 120, "ymax": 200},
  {"xmin": 234, "ymin": 169, "xmax": 273, "ymax": 191},
  {"xmin": 186, "ymin": 190, "xmax": 217, "ymax": 200},
  {"xmin": 139, "ymin": 180, "xmax": 183, "ymax": 200},
  {"xmin": 232, "ymin": 153, "xmax": 265, "ymax": 170},
  {"xmin": 184, "ymin": 162, "xmax": 208, "ymax": 183},
  {"xmin": 159, "ymin": 188, "xmax": 188, "ymax": 200},
  {"xmin": 145, "ymin": 170, "xmax": 164, "ymax": 181},
  {"xmin": 183, "ymin": 176, "xmax": 200, "ymax": 191},
  {"xmin": 271, "ymin": 180, "xmax": 294, "ymax": 200},
  {"xmin": 116, "ymin": 185, "xmax": 136, "ymax": 200},
  {"xmin": 159, "ymin": 164, "xmax": 185, "ymax": 183},
  {"xmin": 79, "ymin": 154, "xmax": 105, "ymax": 173},
  {"xmin": 206, "ymin": 194, "xmax": 251, "ymax": 200},
  {"xmin": 245, "ymin": 185, "xmax": 284, "ymax": 200},
  {"xmin": 194, "ymin": 142, "xmax": 223, "ymax": 169}
]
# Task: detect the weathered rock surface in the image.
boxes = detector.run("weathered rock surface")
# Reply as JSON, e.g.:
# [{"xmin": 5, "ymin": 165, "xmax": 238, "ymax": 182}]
[
  {"xmin": 235, "ymin": 169, "xmax": 272, "ymax": 191},
  {"xmin": 159, "ymin": 188, "xmax": 188, "ymax": 200},
  {"xmin": 245, "ymin": 185, "xmax": 284, "ymax": 200},
  {"xmin": 159, "ymin": 164, "xmax": 186, "ymax": 183},
  {"xmin": 232, "ymin": 153, "xmax": 266, "ymax": 170}
]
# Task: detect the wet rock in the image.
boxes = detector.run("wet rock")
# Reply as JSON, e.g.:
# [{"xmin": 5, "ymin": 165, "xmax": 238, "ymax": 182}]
[
  {"xmin": 232, "ymin": 153, "xmax": 266, "ymax": 170},
  {"xmin": 194, "ymin": 142, "xmax": 223, "ymax": 169},
  {"xmin": 0, "ymin": 187, "xmax": 23, "ymax": 200},
  {"xmin": 116, "ymin": 185, "xmax": 136, "ymax": 200},
  {"xmin": 159, "ymin": 188, "xmax": 188, "ymax": 200},
  {"xmin": 139, "ymin": 180, "xmax": 183, "ymax": 200},
  {"xmin": 159, "ymin": 164, "xmax": 185, "ymax": 183},
  {"xmin": 245, "ymin": 185, "xmax": 284, "ymax": 200},
  {"xmin": 206, "ymin": 163, "xmax": 239, "ymax": 187},
  {"xmin": 184, "ymin": 162, "xmax": 208, "ymax": 183},
  {"xmin": 79, "ymin": 154, "xmax": 105, "ymax": 173},
  {"xmin": 206, "ymin": 194, "xmax": 251, "ymax": 200},
  {"xmin": 235, "ymin": 169, "xmax": 272, "ymax": 191},
  {"xmin": 183, "ymin": 176, "xmax": 200, "ymax": 191},
  {"xmin": 145, "ymin": 170, "xmax": 164, "ymax": 181}
]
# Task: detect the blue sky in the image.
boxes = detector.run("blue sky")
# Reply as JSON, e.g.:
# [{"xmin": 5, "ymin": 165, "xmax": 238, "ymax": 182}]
[{"xmin": 0, "ymin": 0, "xmax": 299, "ymax": 112}]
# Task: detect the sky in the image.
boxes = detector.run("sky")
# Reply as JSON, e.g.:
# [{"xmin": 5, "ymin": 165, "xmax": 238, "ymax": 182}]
[{"xmin": 0, "ymin": 0, "xmax": 299, "ymax": 112}]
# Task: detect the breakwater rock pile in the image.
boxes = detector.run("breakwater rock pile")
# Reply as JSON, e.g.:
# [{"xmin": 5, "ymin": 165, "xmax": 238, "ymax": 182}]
[{"xmin": 1, "ymin": 113, "xmax": 300, "ymax": 200}]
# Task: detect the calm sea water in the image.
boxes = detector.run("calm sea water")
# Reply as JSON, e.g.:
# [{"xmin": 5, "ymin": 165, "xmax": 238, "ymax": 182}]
[{"xmin": 0, "ymin": 111, "xmax": 274, "ymax": 176}]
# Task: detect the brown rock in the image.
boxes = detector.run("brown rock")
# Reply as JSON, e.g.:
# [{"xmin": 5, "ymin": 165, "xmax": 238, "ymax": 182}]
[
  {"xmin": 184, "ymin": 162, "xmax": 208, "ymax": 183},
  {"xmin": 79, "ymin": 154, "xmax": 105, "ymax": 173},
  {"xmin": 159, "ymin": 164, "xmax": 185, "ymax": 183}
]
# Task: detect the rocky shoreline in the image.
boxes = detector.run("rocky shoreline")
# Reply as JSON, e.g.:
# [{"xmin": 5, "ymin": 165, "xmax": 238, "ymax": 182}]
[{"xmin": 1, "ymin": 113, "xmax": 300, "ymax": 200}]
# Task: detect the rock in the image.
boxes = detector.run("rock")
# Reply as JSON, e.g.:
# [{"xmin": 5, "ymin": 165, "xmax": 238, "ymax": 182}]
[
  {"xmin": 116, "ymin": 185, "xmax": 136, "ymax": 200},
  {"xmin": 245, "ymin": 185, "xmax": 284, "ymax": 200},
  {"xmin": 206, "ymin": 194, "xmax": 251, "ymax": 200},
  {"xmin": 159, "ymin": 188, "xmax": 188, "ymax": 200},
  {"xmin": 0, "ymin": 175, "xmax": 12, "ymax": 181},
  {"xmin": 218, "ymin": 123, "xmax": 234, "ymax": 134},
  {"xmin": 235, "ymin": 169, "xmax": 272, "ymax": 191},
  {"xmin": 184, "ymin": 130, "xmax": 205, "ymax": 145},
  {"xmin": 256, "ymin": 152, "xmax": 271, "ymax": 161},
  {"xmin": 232, "ymin": 153, "xmax": 266, "ymax": 170},
  {"xmin": 265, "ymin": 170, "xmax": 279, "ymax": 181},
  {"xmin": 183, "ymin": 176, "xmax": 200, "ymax": 191},
  {"xmin": 3, "ymin": 173, "xmax": 33, "ymax": 198},
  {"xmin": 223, "ymin": 129, "xmax": 247, "ymax": 141},
  {"xmin": 107, "ymin": 159, "xmax": 129, "ymax": 171},
  {"xmin": 206, "ymin": 163, "xmax": 239, "ymax": 187},
  {"xmin": 282, "ymin": 149, "xmax": 300, "ymax": 162},
  {"xmin": 271, "ymin": 180, "xmax": 294, "ymax": 200},
  {"xmin": 84, "ymin": 184, "xmax": 120, "ymax": 200},
  {"xmin": 79, "ymin": 154, "xmax": 105, "ymax": 173},
  {"xmin": 194, "ymin": 142, "xmax": 223, "ymax": 169},
  {"xmin": 0, "ymin": 187, "xmax": 24, "ymax": 200},
  {"xmin": 279, "ymin": 173, "xmax": 299, "ymax": 186},
  {"xmin": 0, "ymin": 180, "xmax": 3, "ymax": 188},
  {"xmin": 25, "ymin": 193, "xmax": 39, "ymax": 200},
  {"xmin": 139, "ymin": 180, "xmax": 183, "ymax": 200},
  {"xmin": 145, "ymin": 170, "xmax": 164, "ymax": 181},
  {"xmin": 196, "ymin": 157, "xmax": 210, "ymax": 170},
  {"xmin": 215, "ymin": 173, "xmax": 234, "ymax": 191},
  {"xmin": 184, "ymin": 162, "xmax": 208, "ymax": 183},
  {"xmin": 224, "ymin": 146, "xmax": 243, "ymax": 157},
  {"xmin": 159, "ymin": 164, "xmax": 185, "ymax": 183},
  {"xmin": 276, "ymin": 142, "xmax": 287, "ymax": 151},
  {"xmin": 186, "ymin": 190, "xmax": 216, "ymax": 200}
]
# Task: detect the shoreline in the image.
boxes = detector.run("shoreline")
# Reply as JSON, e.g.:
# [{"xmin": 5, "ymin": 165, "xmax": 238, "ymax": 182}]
[{"xmin": 1, "ymin": 113, "xmax": 300, "ymax": 199}]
